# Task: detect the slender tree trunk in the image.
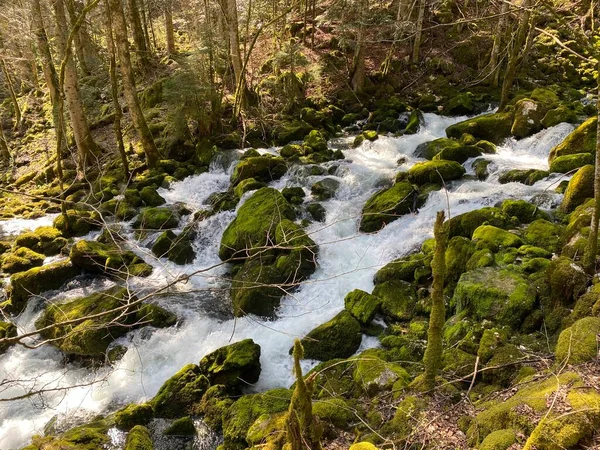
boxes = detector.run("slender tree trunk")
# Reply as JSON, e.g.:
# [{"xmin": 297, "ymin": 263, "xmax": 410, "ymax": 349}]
[
  {"xmin": 65, "ymin": 0, "xmax": 90, "ymax": 75},
  {"xmin": 52, "ymin": 0, "xmax": 99, "ymax": 172},
  {"xmin": 226, "ymin": 0, "xmax": 243, "ymax": 88},
  {"xmin": 498, "ymin": 0, "xmax": 532, "ymax": 112},
  {"xmin": 0, "ymin": 125, "xmax": 11, "ymax": 164},
  {"xmin": 351, "ymin": 0, "xmax": 366, "ymax": 91},
  {"xmin": 165, "ymin": 0, "xmax": 176, "ymax": 54},
  {"xmin": 109, "ymin": 0, "xmax": 160, "ymax": 168},
  {"xmin": 127, "ymin": 0, "xmax": 150, "ymax": 67},
  {"xmin": 105, "ymin": 0, "xmax": 130, "ymax": 180},
  {"xmin": 1, "ymin": 59, "xmax": 22, "ymax": 130},
  {"xmin": 583, "ymin": 61, "xmax": 600, "ymax": 273},
  {"xmin": 488, "ymin": 1, "xmax": 509, "ymax": 87},
  {"xmin": 423, "ymin": 210, "xmax": 447, "ymax": 391},
  {"xmin": 412, "ymin": 0, "xmax": 426, "ymax": 63},
  {"xmin": 139, "ymin": 0, "xmax": 152, "ymax": 52}
]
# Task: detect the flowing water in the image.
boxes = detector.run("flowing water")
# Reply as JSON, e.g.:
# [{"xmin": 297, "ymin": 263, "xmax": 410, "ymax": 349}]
[{"xmin": 0, "ymin": 114, "xmax": 575, "ymax": 449}]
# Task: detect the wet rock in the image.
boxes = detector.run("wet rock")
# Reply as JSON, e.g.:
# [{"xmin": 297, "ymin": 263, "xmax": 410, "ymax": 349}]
[
  {"xmin": 549, "ymin": 152, "xmax": 593, "ymax": 174},
  {"xmin": 408, "ymin": 160, "xmax": 466, "ymax": 185},
  {"xmin": 231, "ymin": 155, "xmax": 287, "ymax": 186},
  {"xmin": 311, "ymin": 178, "xmax": 340, "ymax": 200},
  {"xmin": 359, "ymin": 181, "xmax": 419, "ymax": 233},
  {"xmin": 446, "ymin": 111, "xmax": 514, "ymax": 144},
  {"xmin": 548, "ymin": 117, "xmax": 596, "ymax": 164},
  {"xmin": 299, "ymin": 310, "xmax": 362, "ymax": 361},
  {"xmin": 561, "ymin": 164, "xmax": 594, "ymax": 213}
]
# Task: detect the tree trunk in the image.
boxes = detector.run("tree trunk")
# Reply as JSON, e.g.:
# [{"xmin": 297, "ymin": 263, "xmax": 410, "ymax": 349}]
[
  {"xmin": 583, "ymin": 60, "xmax": 600, "ymax": 273},
  {"xmin": 498, "ymin": 0, "xmax": 533, "ymax": 112},
  {"xmin": 423, "ymin": 210, "xmax": 447, "ymax": 391},
  {"xmin": 65, "ymin": 0, "xmax": 90, "ymax": 75},
  {"xmin": 488, "ymin": 1, "xmax": 509, "ymax": 87},
  {"xmin": 139, "ymin": 0, "xmax": 153, "ymax": 52},
  {"xmin": 412, "ymin": 0, "xmax": 426, "ymax": 63},
  {"xmin": 127, "ymin": 0, "xmax": 150, "ymax": 67},
  {"xmin": 52, "ymin": 0, "xmax": 99, "ymax": 172},
  {"xmin": 165, "ymin": 0, "xmax": 176, "ymax": 55},
  {"xmin": 350, "ymin": 0, "xmax": 366, "ymax": 91},
  {"xmin": 0, "ymin": 125, "xmax": 11, "ymax": 164},
  {"xmin": 105, "ymin": 0, "xmax": 130, "ymax": 180},
  {"xmin": 226, "ymin": 0, "xmax": 243, "ymax": 89},
  {"xmin": 109, "ymin": 0, "xmax": 160, "ymax": 168},
  {"xmin": 1, "ymin": 59, "xmax": 22, "ymax": 130}
]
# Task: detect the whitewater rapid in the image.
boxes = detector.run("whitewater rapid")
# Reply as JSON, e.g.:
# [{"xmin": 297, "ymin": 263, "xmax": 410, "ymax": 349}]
[{"xmin": 0, "ymin": 114, "xmax": 574, "ymax": 449}]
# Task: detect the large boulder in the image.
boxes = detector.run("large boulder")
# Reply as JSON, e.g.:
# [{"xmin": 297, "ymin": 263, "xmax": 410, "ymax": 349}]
[
  {"xmin": 300, "ymin": 310, "xmax": 362, "ymax": 361},
  {"xmin": 555, "ymin": 317, "xmax": 600, "ymax": 364},
  {"xmin": 0, "ymin": 321, "xmax": 17, "ymax": 354},
  {"xmin": 446, "ymin": 207, "xmax": 517, "ymax": 239},
  {"xmin": 359, "ymin": 181, "xmax": 419, "ymax": 233},
  {"xmin": 151, "ymin": 364, "xmax": 210, "ymax": 418},
  {"xmin": 53, "ymin": 209, "xmax": 101, "ymax": 238},
  {"xmin": 344, "ymin": 289, "xmax": 382, "ymax": 324},
  {"xmin": 561, "ymin": 165, "xmax": 594, "ymax": 213},
  {"xmin": 135, "ymin": 207, "xmax": 179, "ymax": 230},
  {"xmin": 499, "ymin": 169, "xmax": 549, "ymax": 186},
  {"xmin": 35, "ymin": 286, "xmax": 176, "ymax": 358},
  {"xmin": 311, "ymin": 178, "xmax": 340, "ymax": 200},
  {"xmin": 549, "ymin": 117, "xmax": 596, "ymax": 164},
  {"xmin": 550, "ymin": 153, "xmax": 594, "ymax": 174},
  {"xmin": 199, "ymin": 339, "xmax": 261, "ymax": 388},
  {"xmin": 446, "ymin": 112, "xmax": 515, "ymax": 144},
  {"xmin": 231, "ymin": 156, "xmax": 287, "ymax": 186},
  {"xmin": 151, "ymin": 230, "xmax": 195, "ymax": 265},
  {"xmin": 511, "ymin": 98, "xmax": 547, "ymax": 138},
  {"xmin": 452, "ymin": 267, "xmax": 537, "ymax": 329},
  {"xmin": 1, "ymin": 247, "xmax": 45, "ymax": 274},
  {"xmin": 15, "ymin": 226, "xmax": 66, "ymax": 256},
  {"xmin": 408, "ymin": 160, "xmax": 466, "ymax": 185},
  {"xmin": 70, "ymin": 240, "xmax": 152, "ymax": 277}
]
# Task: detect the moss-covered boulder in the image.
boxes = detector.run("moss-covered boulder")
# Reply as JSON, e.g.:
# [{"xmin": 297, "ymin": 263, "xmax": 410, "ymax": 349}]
[
  {"xmin": 280, "ymin": 143, "xmax": 305, "ymax": 158},
  {"xmin": 546, "ymin": 256, "xmax": 588, "ymax": 305},
  {"xmin": 511, "ymin": 98, "xmax": 547, "ymax": 138},
  {"xmin": 549, "ymin": 117, "xmax": 597, "ymax": 164},
  {"xmin": 555, "ymin": 317, "xmax": 600, "ymax": 365},
  {"xmin": 415, "ymin": 137, "xmax": 458, "ymax": 160},
  {"xmin": 446, "ymin": 111, "xmax": 514, "ymax": 144},
  {"xmin": 234, "ymin": 178, "xmax": 267, "ymax": 198},
  {"xmin": 561, "ymin": 165, "xmax": 595, "ymax": 213},
  {"xmin": 135, "ymin": 207, "xmax": 179, "ymax": 230},
  {"xmin": 349, "ymin": 442, "xmax": 379, "ymax": 450},
  {"xmin": 311, "ymin": 178, "xmax": 340, "ymax": 200},
  {"xmin": 219, "ymin": 188, "xmax": 294, "ymax": 261},
  {"xmin": 433, "ymin": 144, "xmax": 483, "ymax": 164},
  {"xmin": 1, "ymin": 247, "xmax": 45, "ymax": 274},
  {"xmin": 500, "ymin": 199, "xmax": 548, "ymax": 224},
  {"xmin": 549, "ymin": 153, "xmax": 593, "ymax": 174},
  {"xmin": 15, "ymin": 226, "xmax": 66, "ymax": 256},
  {"xmin": 445, "ymin": 236, "xmax": 476, "ymax": 283},
  {"xmin": 53, "ymin": 209, "xmax": 101, "ymax": 238},
  {"xmin": 352, "ymin": 352, "xmax": 410, "ymax": 395},
  {"xmin": 28, "ymin": 419, "xmax": 109, "ymax": 450},
  {"xmin": 151, "ymin": 363, "xmax": 210, "ymax": 418},
  {"xmin": 151, "ymin": 230, "xmax": 195, "ymax": 265},
  {"xmin": 139, "ymin": 186, "xmax": 166, "ymax": 207},
  {"xmin": 472, "ymin": 225, "xmax": 523, "ymax": 251},
  {"xmin": 114, "ymin": 403, "xmax": 154, "ymax": 431},
  {"xmin": 359, "ymin": 181, "xmax": 419, "ymax": 233},
  {"xmin": 7, "ymin": 260, "xmax": 81, "ymax": 314},
  {"xmin": 499, "ymin": 169, "xmax": 549, "ymax": 186},
  {"xmin": 304, "ymin": 129, "xmax": 328, "ymax": 152},
  {"xmin": 479, "ymin": 429, "xmax": 516, "ymax": 450},
  {"xmin": 353, "ymin": 130, "xmax": 378, "ymax": 148},
  {"xmin": 523, "ymin": 219, "xmax": 563, "ymax": 253},
  {"xmin": 0, "ymin": 321, "xmax": 16, "ymax": 354},
  {"xmin": 344, "ymin": 289, "xmax": 382, "ymax": 324},
  {"xmin": 374, "ymin": 252, "xmax": 429, "ymax": 285},
  {"xmin": 541, "ymin": 105, "xmax": 578, "ymax": 128},
  {"xmin": 446, "ymin": 207, "xmax": 516, "ymax": 239},
  {"xmin": 300, "ymin": 310, "xmax": 362, "ymax": 361},
  {"xmin": 373, "ymin": 279, "xmax": 418, "ymax": 321},
  {"xmin": 408, "ymin": 160, "xmax": 465, "ymax": 185},
  {"xmin": 452, "ymin": 267, "xmax": 536, "ymax": 329},
  {"xmin": 35, "ymin": 286, "xmax": 176, "ymax": 359},
  {"xmin": 164, "ymin": 416, "xmax": 196, "ymax": 436},
  {"xmin": 124, "ymin": 425, "xmax": 153, "ymax": 450},
  {"xmin": 199, "ymin": 339, "xmax": 261, "ymax": 388},
  {"xmin": 307, "ymin": 203, "xmax": 326, "ymax": 222},
  {"xmin": 70, "ymin": 240, "xmax": 152, "ymax": 277},
  {"xmin": 231, "ymin": 156, "xmax": 287, "ymax": 186}
]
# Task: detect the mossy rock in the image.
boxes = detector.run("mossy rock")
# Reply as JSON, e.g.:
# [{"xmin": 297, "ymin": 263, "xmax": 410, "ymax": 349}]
[
  {"xmin": 199, "ymin": 339, "xmax": 261, "ymax": 388},
  {"xmin": 522, "ymin": 219, "xmax": 563, "ymax": 253},
  {"xmin": 408, "ymin": 160, "xmax": 465, "ymax": 185},
  {"xmin": 443, "ymin": 92, "xmax": 474, "ymax": 115},
  {"xmin": 219, "ymin": 188, "xmax": 294, "ymax": 261},
  {"xmin": 311, "ymin": 178, "xmax": 340, "ymax": 201},
  {"xmin": 114, "ymin": 403, "xmax": 154, "ymax": 431},
  {"xmin": 15, "ymin": 226, "xmax": 65, "ymax": 256},
  {"xmin": 445, "ymin": 236, "xmax": 476, "ymax": 282},
  {"xmin": 374, "ymin": 253, "xmax": 429, "ymax": 285},
  {"xmin": 303, "ymin": 129, "xmax": 328, "ymax": 152},
  {"xmin": 35, "ymin": 286, "xmax": 176, "ymax": 358},
  {"xmin": 548, "ymin": 117, "xmax": 597, "ymax": 163},
  {"xmin": 500, "ymin": 199, "xmax": 548, "ymax": 224},
  {"xmin": 349, "ymin": 443, "xmax": 379, "ymax": 450},
  {"xmin": 415, "ymin": 137, "xmax": 459, "ymax": 160},
  {"xmin": 8, "ymin": 260, "xmax": 81, "ymax": 314},
  {"xmin": 307, "ymin": 203, "xmax": 326, "ymax": 222},
  {"xmin": 231, "ymin": 155, "xmax": 287, "ymax": 186},
  {"xmin": 139, "ymin": 186, "xmax": 166, "ymax": 206},
  {"xmin": 234, "ymin": 178, "xmax": 267, "ymax": 198},
  {"xmin": 352, "ymin": 352, "xmax": 410, "ymax": 395},
  {"xmin": 1, "ymin": 247, "xmax": 45, "ymax": 274},
  {"xmin": 446, "ymin": 111, "xmax": 515, "ymax": 144},
  {"xmin": 446, "ymin": 207, "xmax": 516, "ymax": 239},
  {"xmin": 53, "ymin": 209, "xmax": 101, "ymax": 238},
  {"xmin": 164, "ymin": 416, "xmax": 196, "ymax": 436},
  {"xmin": 281, "ymin": 186, "xmax": 305, "ymax": 204},
  {"xmin": 359, "ymin": 181, "xmax": 419, "ymax": 233},
  {"xmin": 442, "ymin": 347, "xmax": 477, "ymax": 378},
  {"xmin": 312, "ymin": 397, "xmax": 354, "ymax": 429},
  {"xmin": 511, "ymin": 98, "xmax": 547, "ymax": 138},
  {"xmin": 300, "ymin": 310, "xmax": 362, "ymax": 361},
  {"xmin": 555, "ymin": 317, "xmax": 600, "ymax": 365},
  {"xmin": 452, "ymin": 267, "xmax": 536, "ymax": 329},
  {"xmin": 353, "ymin": 130, "xmax": 379, "ymax": 148},
  {"xmin": 373, "ymin": 279, "xmax": 418, "ymax": 321},
  {"xmin": 29, "ymin": 419, "xmax": 109, "ymax": 450},
  {"xmin": 70, "ymin": 240, "xmax": 151, "ymax": 277},
  {"xmin": 549, "ymin": 152, "xmax": 593, "ymax": 174},
  {"xmin": 344, "ymin": 289, "xmax": 382, "ymax": 324},
  {"xmin": 498, "ymin": 169, "xmax": 549, "ymax": 186},
  {"xmin": 433, "ymin": 144, "xmax": 482, "ymax": 164},
  {"xmin": 0, "ymin": 321, "xmax": 17, "ymax": 354},
  {"xmin": 547, "ymin": 256, "xmax": 588, "ymax": 305},
  {"xmin": 561, "ymin": 164, "xmax": 595, "ymax": 214},
  {"xmin": 124, "ymin": 425, "xmax": 153, "ymax": 450},
  {"xmin": 480, "ymin": 429, "xmax": 517, "ymax": 450},
  {"xmin": 280, "ymin": 143, "xmax": 305, "ymax": 158},
  {"xmin": 541, "ymin": 105, "xmax": 578, "ymax": 128},
  {"xmin": 472, "ymin": 225, "xmax": 523, "ymax": 252},
  {"xmin": 135, "ymin": 207, "xmax": 179, "ymax": 230},
  {"xmin": 151, "ymin": 363, "xmax": 210, "ymax": 418},
  {"xmin": 482, "ymin": 344, "xmax": 525, "ymax": 386}
]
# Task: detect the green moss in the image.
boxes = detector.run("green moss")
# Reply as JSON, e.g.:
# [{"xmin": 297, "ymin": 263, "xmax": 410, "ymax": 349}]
[
  {"xmin": 30, "ymin": 419, "xmax": 109, "ymax": 450},
  {"xmin": 352, "ymin": 351, "xmax": 410, "ymax": 394},
  {"xmin": 230, "ymin": 258, "xmax": 285, "ymax": 317},
  {"xmin": 433, "ymin": 143, "xmax": 483, "ymax": 163},
  {"xmin": 386, "ymin": 395, "xmax": 428, "ymax": 439},
  {"xmin": 446, "ymin": 111, "xmax": 515, "ymax": 144},
  {"xmin": 0, "ymin": 321, "xmax": 16, "ymax": 354},
  {"xmin": 472, "ymin": 225, "xmax": 523, "ymax": 252},
  {"xmin": 219, "ymin": 188, "xmax": 294, "ymax": 261},
  {"xmin": 541, "ymin": 105, "xmax": 578, "ymax": 128},
  {"xmin": 442, "ymin": 347, "xmax": 477, "ymax": 378},
  {"xmin": 550, "ymin": 152, "xmax": 594, "ymax": 174},
  {"xmin": 139, "ymin": 186, "xmax": 166, "ymax": 207},
  {"xmin": 199, "ymin": 339, "xmax": 261, "ymax": 388},
  {"xmin": 151, "ymin": 363, "xmax": 210, "ymax": 418},
  {"xmin": 415, "ymin": 137, "xmax": 460, "ymax": 160},
  {"xmin": 280, "ymin": 143, "xmax": 305, "ymax": 158},
  {"xmin": 311, "ymin": 397, "xmax": 354, "ymax": 429},
  {"xmin": 15, "ymin": 232, "xmax": 41, "ymax": 250},
  {"xmin": 452, "ymin": 267, "xmax": 536, "ymax": 329},
  {"xmin": 114, "ymin": 403, "xmax": 154, "ymax": 431},
  {"xmin": 445, "ymin": 236, "xmax": 476, "ymax": 282},
  {"xmin": 477, "ymin": 328, "xmax": 508, "ymax": 364},
  {"xmin": 135, "ymin": 207, "xmax": 179, "ymax": 230},
  {"xmin": 344, "ymin": 289, "xmax": 382, "ymax": 324},
  {"xmin": 359, "ymin": 181, "xmax": 418, "ymax": 232},
  {"xmin": 349, "ymin": 442, "xmax": 379, "ymax": 450},
  {"xmin": 373, "ymin": 279, "xmax": 417, "ymax": 321},
  {"xmin": 549, "ymin": 117, "xmax": 597, "ymax": 163},
  {"xmin": 501, "ymin": 199, "xmax": 548, "ymax": 224},
  {"xmin": 353, "ymin": 131, "xmax": 378, "ymax": 148},
  {"xmin": 555, "ymin": 317, "xmax": 600, "ymax": 364},
  {"xmin": 511, "ymin": 98, "xmax": 546, "ymax": 138},
  {"xmin": 499, "ymin": 169, "xmax": 549, "ymax": 186},
  {"xmin": 53, "ymin": 209, "xmax": 101, "ymax": 238},
  {"xmin": 522, "ymin": 219, "xmax": 562, "ymax": 253},
  {"xmin": 446, "ymin": 207, "xmax": 516, "ymax": 239},
  {"xmin": 8, "ymin": 260, "xmax": 81, "ymax": 314},
  {"xmin": 311, "ymin": 178, "xmax": 340, "ymax": 200},
  {"xmin": 480, "ymin": 429, "xmax": 517, "ymax": 450},
  {"xmin": 561, "ymin": 164, "xmax": 595, "ymax": 213},
  {"xmin": 124, "ymin": 425, "xmax": 153, "ymax": 450},
  {"xmin": 408, "ymin": 160, "xmax": 465, "ymax": 185},
  {"xmin": 234, "ymin": 178, "xmax": 267, "ymax": 198},
  {"xmin": 546, "ymin": 256, "xmax": 587, "ymax": 304},
  {"xmin": 231, "ymin": 156, "xmax": 287, "ymax": 186},
  {"xmin": 70, "ymin": 240, "xmax": 151, "ymax": 277},
  {"xmin": 466, "ymin": 248, "xmax": 495, "ymax": 270},
  {"xmin": 482, "ymin": 344, "xmax": 524, "ymax": 386},
  {"xmin": 164, "ymin": 416, "xmax": 196, "ymax": 436},
  {"xmin": 1, "ymin": 247, "xmax": 45, "ymax": 274},
  {"xmin": 374, "ymin": 253, "xmax": 429, "ymax": 285},
  {"xmin": 300, "ymin": 311, "xmax": 362, "ymax": 361}
]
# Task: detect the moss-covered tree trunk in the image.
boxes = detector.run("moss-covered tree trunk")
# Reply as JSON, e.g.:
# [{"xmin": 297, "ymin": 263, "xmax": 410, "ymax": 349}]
[
  {"xmin": 109, "ymin": 0, "xmax": 160, "ymax": 169},
  {"xmin": 165, "ymin": 0, "xmax": 176, "ymax": 55},
  {"xmin": 488, "ymin": 1, "xmax": 509, "ymax": 87},
  {"xmin": 0, "ymin": 58, "xmax": 21, "ymax": 130},
  {"xmin": 0, "ymin": 124, "xmax": 11, "ymax": 164},
  {"xmin": 422, "ymin": 210, "xmax": 448, "ymax": 391},
  {"xmin": 412, "ymin": 0, "xmax": 426, "ymax": 63},
  {"xmin": 583, "ymin": 59, "xmax": 600, "ymax": 273},
  {"xmin": 127, "ymin": 0, "xmax": 150, "ymax": 68}
]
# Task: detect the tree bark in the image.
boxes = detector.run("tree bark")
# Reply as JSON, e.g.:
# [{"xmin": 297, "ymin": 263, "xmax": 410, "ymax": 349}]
[
  {"xmin": 412, "ymin": 0, "xmax": 426, "ymax": 63},
  {"xmin": 1, "ymin": 58, "xmax": 22, "ymax": 130},
  {"xmin": 488, "ymin": 1, "xmax": 509, "ymax": 87},
  {"xmin": 350, "ymin": 0, "xmax": 367, "ymax": 91},
  {"xmin": 127, "ymin": 0, "xmax": 150, "ymax": 67},
  {"xmin": 226, "ymin": 0, "xmax": 243, "ymax": 89},
  {"xmin": 109, "ymin": 0, "xmax": 160, "ymax": 168},
  {"xmin": 52, "ymin": 0, "xmax": 99, "ymax": 172},
  {"xmin": 165, "ymin": 0, "xmax": 176, "ymax": 54},
  {"xmin": 0, "ymin": 125, "xmax": 11, "ymax": 164},
  {"xmin": 423, "ymin": 210, "xmax": 447, "ymax": 391}
]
